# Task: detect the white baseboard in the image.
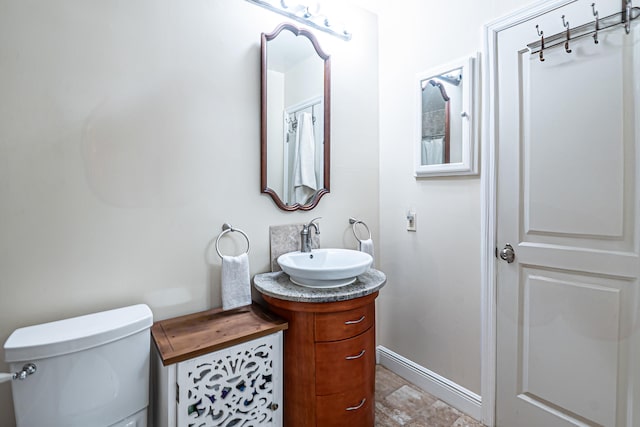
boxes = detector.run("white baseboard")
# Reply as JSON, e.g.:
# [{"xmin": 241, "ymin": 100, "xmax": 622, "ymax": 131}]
[{"xmin": 377, "ymin": 345, "xmax": 482, "ymax": 421}]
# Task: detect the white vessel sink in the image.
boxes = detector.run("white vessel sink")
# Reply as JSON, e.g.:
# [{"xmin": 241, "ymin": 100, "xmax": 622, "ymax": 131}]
[{"xmin": 277, "ymin": 248, "xmax": 373, "ymax": 288}]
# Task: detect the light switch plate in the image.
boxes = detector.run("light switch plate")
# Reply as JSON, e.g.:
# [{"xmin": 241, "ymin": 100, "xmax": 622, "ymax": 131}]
[{"xmin": 406, "ymin": 211, "xmax": 417, "ymax": 231}]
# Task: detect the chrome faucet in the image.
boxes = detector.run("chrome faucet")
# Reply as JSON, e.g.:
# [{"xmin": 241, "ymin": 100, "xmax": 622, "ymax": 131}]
[{"xmin": 300, "ymin": 217, "xmax": 321, "ymax": 252}]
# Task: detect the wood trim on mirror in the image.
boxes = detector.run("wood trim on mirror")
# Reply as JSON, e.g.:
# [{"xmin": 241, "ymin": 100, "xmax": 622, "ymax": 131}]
[{"xmin": 261, "ymin": 23, "xmax": 331, "ymax": 211}]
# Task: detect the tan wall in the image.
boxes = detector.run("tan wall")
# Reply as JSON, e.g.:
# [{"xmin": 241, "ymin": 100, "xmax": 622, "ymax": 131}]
[
  {"xmin": 377, "ymin": 0, "xmax": 536, "ymax": 395},
  {"xmin": 0, "ymin": 1, "xmax": 378, "ymax": 425}
]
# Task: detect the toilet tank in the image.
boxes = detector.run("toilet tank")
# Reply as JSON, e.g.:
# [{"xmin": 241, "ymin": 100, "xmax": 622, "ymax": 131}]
[{"xmin": 4, "ymin": 304, "xmax": 153, "ymax": 427}]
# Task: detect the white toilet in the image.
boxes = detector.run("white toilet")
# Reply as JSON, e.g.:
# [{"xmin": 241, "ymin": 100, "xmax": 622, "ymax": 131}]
[{"xmin": 4, "ymin": 304, "xmax": 153, "ymax": 427}]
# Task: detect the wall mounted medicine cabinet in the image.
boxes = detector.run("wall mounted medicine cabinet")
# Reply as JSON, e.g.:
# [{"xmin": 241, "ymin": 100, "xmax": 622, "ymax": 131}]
[
  {"xmin": 261, "ymin": 23, "xmax": 331, "ymax": 211},
  {"xmin": 415, "ymin": 55, "xmax": 479, "ymax": 177}
]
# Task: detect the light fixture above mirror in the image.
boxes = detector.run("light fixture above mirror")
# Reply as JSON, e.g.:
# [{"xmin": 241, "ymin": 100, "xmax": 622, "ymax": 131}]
[{"xmin": 246, "ymin": 0, "xmax": 351, "ymax": 41}]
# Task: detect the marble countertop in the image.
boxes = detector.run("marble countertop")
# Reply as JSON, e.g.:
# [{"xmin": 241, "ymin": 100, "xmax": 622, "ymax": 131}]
[{"xmin": 253, "ymin": 269, "xmax": 387, "ymax": 303}]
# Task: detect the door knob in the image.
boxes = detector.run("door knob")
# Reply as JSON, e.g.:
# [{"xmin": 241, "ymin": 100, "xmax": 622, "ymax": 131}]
[{"xmin": 499, "ymin": 244, "xmax": 515, "ymax": 263}]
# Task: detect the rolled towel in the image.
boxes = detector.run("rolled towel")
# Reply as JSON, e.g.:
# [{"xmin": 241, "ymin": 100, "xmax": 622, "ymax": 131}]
[
  {"xmin": 359, "ymin": 238, "xmax": 375, "ymax": 260},
  {"xmin": 221, "ymin": 253, "xmax": 252, "ymax": 310}
]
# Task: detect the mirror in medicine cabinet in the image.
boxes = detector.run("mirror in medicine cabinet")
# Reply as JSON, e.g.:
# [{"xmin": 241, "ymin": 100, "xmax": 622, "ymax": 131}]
[{"xmin": 415, "ymin": 55, "xmax": 478, "ymax": 177}]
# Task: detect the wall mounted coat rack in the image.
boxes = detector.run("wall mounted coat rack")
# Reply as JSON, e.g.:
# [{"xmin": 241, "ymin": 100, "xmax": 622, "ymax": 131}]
[{"xmin": 527, "ymin": 0, "xmax": 639, "ymax": 60}]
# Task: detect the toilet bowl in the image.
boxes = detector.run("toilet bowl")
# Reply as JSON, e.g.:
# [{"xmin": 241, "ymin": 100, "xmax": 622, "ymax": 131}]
[{"xmin": 4, "ymin": 304, "xmax": 153, "ymax": 427}]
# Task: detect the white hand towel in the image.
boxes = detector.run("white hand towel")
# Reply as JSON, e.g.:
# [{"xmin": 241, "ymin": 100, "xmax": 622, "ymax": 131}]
[
  {"xmin": 221, "ymin": 253, "xmax": 252, "ymax": 310},
  {"xmin": 359, "ymin": 238, "xmax": 375, "ymax": 261}
]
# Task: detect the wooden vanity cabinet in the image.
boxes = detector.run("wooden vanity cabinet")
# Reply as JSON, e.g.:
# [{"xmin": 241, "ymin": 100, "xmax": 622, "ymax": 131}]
[{"xmin": 262, "ymin": 292, "xmax": 378, "ymax": 427}]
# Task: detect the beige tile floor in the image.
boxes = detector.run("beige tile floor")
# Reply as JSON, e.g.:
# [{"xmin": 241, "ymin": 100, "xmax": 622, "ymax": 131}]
[{"xmin": 375, "ymin": 365, "xmax": 485, "ymax": 427}]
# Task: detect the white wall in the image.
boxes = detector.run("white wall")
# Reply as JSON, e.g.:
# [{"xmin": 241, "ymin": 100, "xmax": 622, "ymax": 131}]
[
  {"xmin": 285, "ymin": 55, "xmax": 324, "ymax": 107},
  {"xmin": 0, "ymin": 1, "xmax": 378, "ymax": 425},
  {"xmin": 377, "ymin": 0, "xmax": 535, "ymax": 396},
  {"xmin": 266, "ymin": 69, "xmax": 285, "ymax": 196}
]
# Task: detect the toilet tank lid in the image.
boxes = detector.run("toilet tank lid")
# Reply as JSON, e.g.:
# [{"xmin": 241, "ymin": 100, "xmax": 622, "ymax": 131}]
[{"xmin": 4, "ymin": 304, "xmax": 153, "ymax": 362}]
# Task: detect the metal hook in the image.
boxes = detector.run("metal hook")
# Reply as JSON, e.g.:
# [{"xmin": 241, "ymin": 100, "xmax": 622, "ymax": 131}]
[
  {"xmin": 562, "ymin": 15, "xmax": 572, "ymax": 53},
  {"xmin": 536, "ymin": 25, "xmax": 545, "ymax": 62},
  {"xmin": 592, "ymin": 3, "xmax": 600, "ymax": 43}
]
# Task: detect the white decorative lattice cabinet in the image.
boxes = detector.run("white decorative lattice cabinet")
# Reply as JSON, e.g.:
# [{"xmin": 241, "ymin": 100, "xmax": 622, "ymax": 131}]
[{"xmin": 152, "ymin": 304, "xmax": 288, "ymax": 427}]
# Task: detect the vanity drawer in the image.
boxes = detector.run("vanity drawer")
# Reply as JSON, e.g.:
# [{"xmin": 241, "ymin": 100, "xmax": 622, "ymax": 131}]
[
  {"xmin": 315, "ymin": 328, "xmax": 375, "ymax": 396},
  {"xmin": 315, "ymin": 303, "xmax": 374, "ymax": 342},
  {"xmin": 316, "ymin": 387, "xmax": 374, "ymax": 427}
]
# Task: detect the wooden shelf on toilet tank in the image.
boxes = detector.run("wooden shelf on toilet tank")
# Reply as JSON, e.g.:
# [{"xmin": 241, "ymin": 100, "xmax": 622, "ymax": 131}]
[
  {"xmin": 151, "ymin": 303, "xmax": 288, "ymax": 427},
  {"xmin": 152, "ymin": 303, "xmax": 288, "ymax": 365}
]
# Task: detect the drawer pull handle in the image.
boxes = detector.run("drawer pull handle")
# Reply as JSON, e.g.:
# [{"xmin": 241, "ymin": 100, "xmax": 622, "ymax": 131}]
[
  {"xmin": 345, "ymin": 349, "xmax": 366, "ymax": 360},
  {"xmin": 346, "ymin": 398, "xmax": 366, "ymax": 411},
  {"xmin": 344, "ymin": 315, "xmax": 365, "ymax": 325}
]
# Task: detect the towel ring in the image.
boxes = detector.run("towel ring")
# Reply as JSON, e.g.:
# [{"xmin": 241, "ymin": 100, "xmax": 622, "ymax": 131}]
[
  {"xmin": 348, "ymin": 217, "xmax": 372, "ymax": 242},
  {"xmin": 215, "ymin": 223, "xmax": 250, "ymax": 259}
]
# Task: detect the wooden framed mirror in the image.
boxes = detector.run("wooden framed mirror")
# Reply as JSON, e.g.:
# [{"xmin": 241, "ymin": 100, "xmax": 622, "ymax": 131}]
[{"xmin": 261, "ymin": 23, "xmax": 331, "ymax": 211}]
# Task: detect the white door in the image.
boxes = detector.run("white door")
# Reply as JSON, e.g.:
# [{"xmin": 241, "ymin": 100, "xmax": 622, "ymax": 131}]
[{"xmin": 493, "ymin": 1, "xmax": 640, "ymax": 426}]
